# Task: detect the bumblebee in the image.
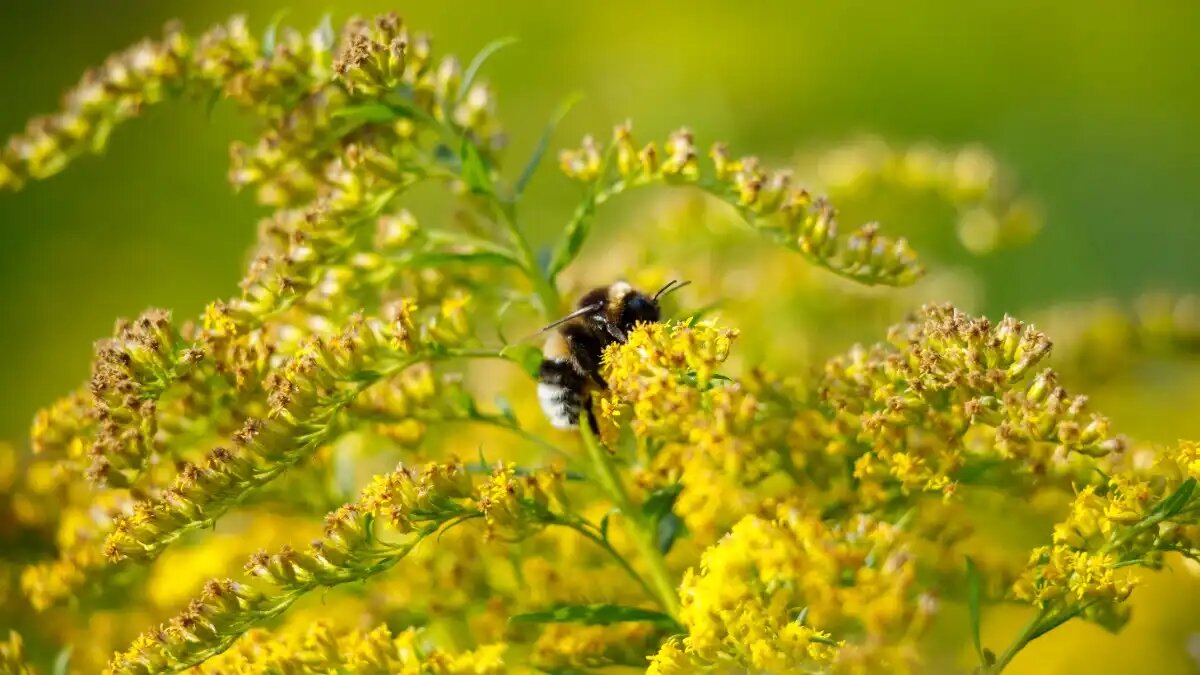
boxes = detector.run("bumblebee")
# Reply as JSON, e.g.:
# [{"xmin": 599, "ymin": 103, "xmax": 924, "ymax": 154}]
[{"xmin": 537, "ymin": 280, "xmax": 689, "ymax": 430}]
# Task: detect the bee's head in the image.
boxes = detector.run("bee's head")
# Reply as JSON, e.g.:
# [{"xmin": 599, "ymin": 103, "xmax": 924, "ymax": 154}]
[
  {"xmin": 610, "ymin": 279, "xmax": 689, "ymax": 336},
  {"xmin": 617, "ymin": 290, "xmax": 661, "ymax": 332}
]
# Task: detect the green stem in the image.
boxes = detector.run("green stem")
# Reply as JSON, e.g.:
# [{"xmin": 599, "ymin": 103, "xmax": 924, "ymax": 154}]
[
  {"xmin": 986, "ymin": 607, "xmax": 1050, "ymax": 674},
  {"xmin": 579, "ymin": 422, "xmax": 681, "ymax": 619},
  {"xmin": 494, "ymin": 200, "xmax": 561, "ymax": 319},
  {"xmin": 162, "ymin": 526, "xmax": 437, "ymax": 672},
  {"xmin": 467, "ymin": 414, "xmax": 579, "ymax": 469},
  {"xmin": 555, "ymin": 518, "xmax": 661, "ymax": 610}
]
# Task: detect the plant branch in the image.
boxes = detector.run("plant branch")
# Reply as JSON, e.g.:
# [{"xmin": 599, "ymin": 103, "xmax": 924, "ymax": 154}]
[
  {"xmin": 986, "ymin": 607, "xmax": 1050, "ymax": 674},
  {"xmin": 579, "ymin": 422, "xmax": 681, "ymax": 619}
]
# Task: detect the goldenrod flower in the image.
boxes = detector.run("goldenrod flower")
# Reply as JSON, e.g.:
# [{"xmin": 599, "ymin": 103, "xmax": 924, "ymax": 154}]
[
  {"xmin": 558, "ymin": 123, "xmax": 925, "ymax": 286},
  {"xmin": 197, "ymin": 621, "xmax": 505, "ymax": 674},
  {"xmin": 5, "ymin": 8, "xmax": 1199, "ymax": 675},
  {"xmin": 531, "ymin": 623, "xmax": 665, "ymax": 670},
  {"xmin": 659, "ymin": 504, "xmax": 924, "ymax": 673},
  {"xmin": 0, "ymin": 632, "xmax": 35, "ymax": 675},
  {"xmin": 811, "ymin": 136, "xmax": 1041, "ymax": 255}
]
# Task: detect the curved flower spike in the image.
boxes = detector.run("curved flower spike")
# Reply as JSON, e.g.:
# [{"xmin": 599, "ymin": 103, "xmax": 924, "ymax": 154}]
[{"xmin": 554, "ymin": 124, "xmax": 925, "ymax": 286}]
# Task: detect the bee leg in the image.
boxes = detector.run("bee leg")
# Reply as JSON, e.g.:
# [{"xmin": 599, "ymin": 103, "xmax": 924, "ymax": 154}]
[
  {"xmin": 561, "ymin": 325, "xmax": 608, "ymax": 389},
  {"xmin": 584, "ymin": 401, "xmax": 601, "ymax": 435},
  {"xmin": 588, "ymin": 370, "xmax": 608, "ymax": 390}
]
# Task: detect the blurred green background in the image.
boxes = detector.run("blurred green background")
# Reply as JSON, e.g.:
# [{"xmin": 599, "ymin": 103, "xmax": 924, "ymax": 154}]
[
  {"xmin": 0, "ymin": 1, "xmax": 1199, "ymax": 672},
  {"xmin": 1, "ymin": 0, "xmax": 1198, "ymax": 443}
]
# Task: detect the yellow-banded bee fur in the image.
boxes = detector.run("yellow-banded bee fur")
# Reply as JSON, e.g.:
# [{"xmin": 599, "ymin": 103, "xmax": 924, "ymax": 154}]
[{"xmin": 538, "ymin": 280, "xmax": 689, "ymax": 431}]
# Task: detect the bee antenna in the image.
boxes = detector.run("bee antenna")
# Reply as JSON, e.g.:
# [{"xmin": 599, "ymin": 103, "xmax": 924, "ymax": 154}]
[{"xmin": 653, "ymin": 279, "xmax": 691, "ymax": 301}]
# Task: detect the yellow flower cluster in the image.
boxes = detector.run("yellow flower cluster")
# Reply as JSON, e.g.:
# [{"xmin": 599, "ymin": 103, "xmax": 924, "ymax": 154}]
[
  {"xmin": 0, "ymin": 631, "xmax": 34, "ymax": 675},
  {"xmin": 198, "ymin": 621, "xmax": 505, "ymax": 674},
  {"xmin": 102, "ymin": 312, "xmax": 464, "ymax": 565},
  {"xmin": 17, "ymin": 471, "xmax": 139, "ymax": 610},
  {"xmin": 599, "ymin": 320, "xmax": 779, "ymax": 536},
  {"xmin": 30, "ymin": 387, "xmax": 93, "ymax": 459},
  {"xmin": 85, "ymin": 309, "xmax": 202, "ymax": 487},
  {"xmin": 0, "ymin": 13, "xmax": 502, "ymax": 209},
  {"xmin": 0, "ymin": 21, "xmax": 191, "ymax": 189},
  {"xmin": 556, "ymin": 124, "xmax": 924, "ymax": 286},
  {"xmin": 651, "ymin": 504, "xmax": 928, "ymax": 673},
  {"xmin": 1013, "ymin": 441, "xmax": 1200, "ymax": 629},
  {"xmin": 530, "ymin": 623, "xmax": 665, "ymax": 670},
  {"xmin": 108, "ymin": 460, "xmax": 481, "ymax": 673},
  {"xmin": 6, "ymin": 8, "xmax": 1200, "ymax": 675},
  {"xmin": 477, "ymin": 462, "xmax": 568, "ymax": 539},
  {"xmin": 599, "ymin": 319, "xmax": 739, "ymax": 435},
  {"xmin": 1038, "ymin": 293, "xmax": 1200, "ymax": 385},
  {"xmin": 349, "ymin": 364, "xmax": 470, "ymax": 447},
  {"xmin": 811, "ymin": 304, "xmax": 1122, "ymax": 504}
]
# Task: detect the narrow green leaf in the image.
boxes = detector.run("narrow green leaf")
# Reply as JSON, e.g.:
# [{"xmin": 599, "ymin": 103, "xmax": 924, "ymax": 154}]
[
  {"xmin": 331, "ymin": 103, "xmax": 404, "ymax": 123},
  {"xmin": 642, "ymin": 484, "xmax": 685, "ymax": 554},
  {"xmin": 656, "ymin": 512, "xmax": 685, "ymax": 555},
  {"xmin": 1108, "ymin": 557, "xmax": 1155, "ymax": 570},
  {"xmin": 313, "ymin": 14, "xmax": 335, "ymax": 51},
  {"xmin": 599, "ymin": 509, "xmax": 616, "ymax": 543},
  {"xmin": 515, "ymin": 93, "xmax": 584, "ymax": 198},
  {"xmin": 364, "ymin": 187, "xmax": 400, "ymax": 218},
  {"xmin": 510, "ymin": 603, "xmax": 677, "ymax": 627},
  {"xmin": 204, "ymin": 89, "xmax": 224, "ymax": 120},
  {"xmin": 460, "ymin": 36, "xmax": 519, "ymax": 101},
  {"xmin": 494, "ymin": 394, "xmax": 519, "ymax": 427},
  {"xmin": 548, "ymin": 198, "xmax": 596, "ymax": 280},
  {"xmin": 466, "ymin": 462, "xmax": 585, "ymax": 481},
  {"xmin": 965, "ymin": 556, "xmax": 986, "ymax": 665},
  {"xmin": 405, "ymin": 250, "xmax": 521, "ymax": 269},
  {"xmin": 500, "ymin": 343, "xmax": 544, "ymax": 380},
  {"xmin": 448, "ymin": 387, "xmax": 479, "ymax": 417},
  {"xmin": 1154, "ymin": 477, "xmax": 1197, "ymax": 519},
  {"xmin": 460, "ymin": 136, "xmax": 495, "ymax": 195},
  {"xmin": 262, "ymin": 9, "xmax": 290, "ymax": 56},
  {"xmin": 52, "ymin": 646, "xmax": 73, "ymax": 675},
  {"xmin": 641, "ymin": 484, "xmax": 683, "ymax": 523}
]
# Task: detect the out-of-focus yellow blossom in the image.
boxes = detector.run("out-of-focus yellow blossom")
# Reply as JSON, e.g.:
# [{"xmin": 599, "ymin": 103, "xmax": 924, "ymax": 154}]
[
  {"xmin": 1039, "ymin": 293, "xmax": 1200, "ymax": 386},
  {"xmin": 198, "ymin": 620, "xmax": 505, "ymax": 674},
  {"xmin": 656, "ymin": 503, "xmax": 927, "ymax": 673},
  {"xmin": 107, "ymin": 460, "xmax": 574, "ymax": 673},
  {"xmin": 350, "ymin": 364, "xmax": 474, "ymax": 447},
  {"xmin": 807, "ymin": 136, "xmax": 1041, "ymax": 255},
  {"xmin": 20, "ymin": 490, "xmax": 128, "ymax": 611},
  {"xmin": 145, "ymin": 515, "xmax": 316, "ymax": 610},
  {"xmin": 0, "ymin": 631, "xmax": 35, "ymax": 675},
  {"xmin": 530, "ymin": 623, "xmax": 665, "ymax": 670},
  {"xmin": 102, "ymin": 308, "xmax": 474, "ymax": 565},
  {"xmin": 476, "ymin": 462, "xmax": 567, "ymax": 539}
]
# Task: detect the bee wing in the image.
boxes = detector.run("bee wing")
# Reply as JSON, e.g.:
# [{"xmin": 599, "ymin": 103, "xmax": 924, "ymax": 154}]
[{"xmin": 537, "ymin": 302, "xmax": 604, "ymax": 334}]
